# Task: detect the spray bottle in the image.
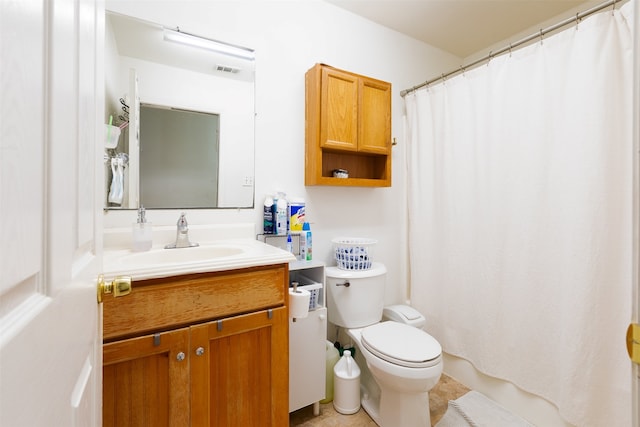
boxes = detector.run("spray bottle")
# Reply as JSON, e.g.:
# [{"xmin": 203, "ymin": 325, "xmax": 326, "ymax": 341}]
[
  {"xmin": 263, "ymin": 195, "xmax": 275, "ymax": 234},
  {"xmin": 275, "ymin": 191, "xmax": 288, "ymax": 235}
]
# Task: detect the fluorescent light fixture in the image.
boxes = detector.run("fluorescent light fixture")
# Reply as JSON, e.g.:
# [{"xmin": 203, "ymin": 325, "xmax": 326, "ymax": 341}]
[{"xmin": 163, "ymin": 28, "xmax": 255, "ymax": 61}]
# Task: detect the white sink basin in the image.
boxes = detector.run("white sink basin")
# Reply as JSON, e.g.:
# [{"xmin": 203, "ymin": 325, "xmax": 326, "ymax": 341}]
[
  {"xmin": 102, "ymin": 238, "xmax": 296, "ymax": 281},
  {"xmin": 120, "ymin": 245, "xmax": 245, "ymax": 266}
]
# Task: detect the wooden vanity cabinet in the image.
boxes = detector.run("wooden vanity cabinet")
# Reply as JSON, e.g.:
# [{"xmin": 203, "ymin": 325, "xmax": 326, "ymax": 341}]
[
  {"xmin": 305, "ymin": 63, "xmax": 392, "ymax": 187},
  {"xmin": 103, "ymin": 327, "xmax": 190, "ymax": 427},
  {"xmin": 102, "ymin": 264, "xmax": 289, "ymax": 427}
]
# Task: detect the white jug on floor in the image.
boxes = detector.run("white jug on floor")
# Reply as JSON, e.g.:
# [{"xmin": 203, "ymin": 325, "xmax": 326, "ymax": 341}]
[{"xmin": 333, "ymin": 350, "xmax": 361, "ymax": 415}]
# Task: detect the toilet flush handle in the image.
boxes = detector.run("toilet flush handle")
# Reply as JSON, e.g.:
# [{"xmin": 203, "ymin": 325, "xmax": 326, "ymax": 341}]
[{"xmin": 336, "ymin": 281, "xmax": 350, "ymax": 287}]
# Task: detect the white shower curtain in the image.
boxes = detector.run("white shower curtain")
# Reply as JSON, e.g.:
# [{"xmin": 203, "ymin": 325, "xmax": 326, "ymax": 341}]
[{"xmin": 405, "ymin": 3, "xmax": 634, "ymax": 426}]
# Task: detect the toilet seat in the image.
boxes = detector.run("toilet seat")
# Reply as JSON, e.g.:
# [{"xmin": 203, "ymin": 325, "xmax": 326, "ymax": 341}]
[{"xmin": 361, "ymin": 321, "xmax": 441, "ymax": 368}]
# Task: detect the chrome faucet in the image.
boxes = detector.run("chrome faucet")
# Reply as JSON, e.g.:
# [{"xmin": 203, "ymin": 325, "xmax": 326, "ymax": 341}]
[{"xmin": 165, "ymin": 212, "xmax": 199, "ymax": 249}]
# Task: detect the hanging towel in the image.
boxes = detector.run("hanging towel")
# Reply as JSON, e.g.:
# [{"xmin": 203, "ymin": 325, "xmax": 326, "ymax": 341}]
[{"xmin": 108, "ymin": 157, "xmax": 124, "ymax": 205}]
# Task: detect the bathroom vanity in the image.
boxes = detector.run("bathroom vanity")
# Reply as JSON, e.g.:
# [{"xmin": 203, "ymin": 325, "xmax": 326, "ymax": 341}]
[{"xmin": 101, "ymin": 228, "xmax": 294, "ymax": 427}]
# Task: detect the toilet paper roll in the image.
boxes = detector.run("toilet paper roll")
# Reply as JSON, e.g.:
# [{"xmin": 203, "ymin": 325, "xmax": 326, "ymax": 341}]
[{"xmin": 289, "ymin": 288, "xmax": 311, "ymax": 319}]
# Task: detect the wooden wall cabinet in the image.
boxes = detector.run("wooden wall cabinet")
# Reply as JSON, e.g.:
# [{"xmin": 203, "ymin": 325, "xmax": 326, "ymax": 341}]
[
  {"xmin": 305, "ymin": 63, "xmax": 392, "ymax": 187},
  {"xmin": 102, "ymin": 264, "xmax": 289, "ymax": 427}
]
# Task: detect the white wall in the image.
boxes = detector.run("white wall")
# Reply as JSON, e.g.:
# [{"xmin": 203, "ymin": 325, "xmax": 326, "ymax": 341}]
[{"xmin": 103, "ymin": 0, "xmax": 461, "ymax": 306}]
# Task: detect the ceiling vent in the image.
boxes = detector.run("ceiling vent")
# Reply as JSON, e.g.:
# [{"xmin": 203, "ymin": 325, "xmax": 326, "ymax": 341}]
[{"xmin": 215, "ymin": 64, "xmax": 241, "ymax": 73}]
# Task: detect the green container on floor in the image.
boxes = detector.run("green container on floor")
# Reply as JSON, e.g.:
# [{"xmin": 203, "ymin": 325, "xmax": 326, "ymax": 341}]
[{"xmin": 320, "ymin": 341, "xmax": 340, "ymax": 403}]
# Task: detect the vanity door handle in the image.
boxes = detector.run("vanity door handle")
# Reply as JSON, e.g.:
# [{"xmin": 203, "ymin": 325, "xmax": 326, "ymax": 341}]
[
  {"xmin": 195, "ymin": 347, "xmax": 205, "ymax": 356},
  {"xmin": 97, "ymin": 274, "xmax": 132, "ymax": 303}
]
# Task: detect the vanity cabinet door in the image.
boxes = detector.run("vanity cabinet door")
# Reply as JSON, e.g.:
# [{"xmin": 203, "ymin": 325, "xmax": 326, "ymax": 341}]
[
  {"xmin": 190, "ymin": 307, "xmax": 289, "ymax": 427},
  {"xmin": 103, "ymin": 327, "xmax": 190, "ymax": 427}
]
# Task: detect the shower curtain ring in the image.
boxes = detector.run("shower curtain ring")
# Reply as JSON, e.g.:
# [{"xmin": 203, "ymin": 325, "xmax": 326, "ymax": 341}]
[{"xmin": 539, "ymin": 29, "xmax": 544, "ymax": 44}]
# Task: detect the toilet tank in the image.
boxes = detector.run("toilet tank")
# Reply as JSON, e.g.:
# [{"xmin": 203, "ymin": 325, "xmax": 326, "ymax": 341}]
[{"xmin": 325, "ymin": 263, "xmax": 387, "ymax": 328}]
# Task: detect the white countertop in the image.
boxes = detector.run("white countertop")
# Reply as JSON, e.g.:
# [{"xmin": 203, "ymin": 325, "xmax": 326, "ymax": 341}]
[{"xmin": 102, "ymin": 223, "xmax": 296, "ymax": 281}]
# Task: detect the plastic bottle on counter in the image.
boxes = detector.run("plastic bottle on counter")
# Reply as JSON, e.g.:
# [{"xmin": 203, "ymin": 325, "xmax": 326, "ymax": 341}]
[
  {"xmin": 301, "ymin": 222, "xmax": 312, "ymax": 261},
  {"xmin": 275, "ymin": 191, "xmax": 288, "ymax": 235},
  {"xmin": 263, "ymin": 195, "xmax": 274, "ymax": 234},
  {"xmin": 286, "ymin": 233, "xmax": 293, "ymax": 254}
]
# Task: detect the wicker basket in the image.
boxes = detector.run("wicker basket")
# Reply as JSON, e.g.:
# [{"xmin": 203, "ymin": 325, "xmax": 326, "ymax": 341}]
[{"xmin": 332, "ymin": 237, "xmax": 377, "ymax": 270}]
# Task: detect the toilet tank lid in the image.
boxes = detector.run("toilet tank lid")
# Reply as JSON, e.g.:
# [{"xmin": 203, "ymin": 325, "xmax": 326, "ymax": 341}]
[{"xmin": 325, "ymin": 262, "xmax": 387, "ymax": 279}]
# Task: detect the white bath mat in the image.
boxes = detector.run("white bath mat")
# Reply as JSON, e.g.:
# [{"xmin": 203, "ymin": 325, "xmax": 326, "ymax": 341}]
[{"xmin": 435, "ymin": 391, "xmax": 534, "ymax": 427}]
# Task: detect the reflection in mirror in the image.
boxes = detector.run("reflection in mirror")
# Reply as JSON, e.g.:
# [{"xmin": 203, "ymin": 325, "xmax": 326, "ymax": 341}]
[
  {"xmin": 140, "ymin": 105, "xmax": 220, "ymax": 208},
  {"xmin": 104, "ymin": 11, "xmax": 255, "ymax": 210}
]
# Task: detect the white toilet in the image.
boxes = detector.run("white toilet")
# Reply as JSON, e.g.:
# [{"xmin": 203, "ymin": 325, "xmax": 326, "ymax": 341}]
[{"xmin": 326, "ymin": 263, "xmax": 442, "ymax": 427}]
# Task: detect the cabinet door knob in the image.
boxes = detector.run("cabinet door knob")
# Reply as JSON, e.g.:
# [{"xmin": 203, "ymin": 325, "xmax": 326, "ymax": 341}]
[
  {"xmin": 195, "ymin": 347, "xmax": 205, "ymax": 356},
  {"xmin": 176, "ymin": 352, "xmax": 186, "ymax": 362},
  {"xmin": 319, "ymin": 314, "xmax": 326, "ymax": 321}
]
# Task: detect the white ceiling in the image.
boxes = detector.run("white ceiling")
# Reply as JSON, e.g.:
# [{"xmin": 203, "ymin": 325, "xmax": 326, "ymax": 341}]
[{"xmin": 326, "ymin": 0, "xmax": 591, "ymax": 58}]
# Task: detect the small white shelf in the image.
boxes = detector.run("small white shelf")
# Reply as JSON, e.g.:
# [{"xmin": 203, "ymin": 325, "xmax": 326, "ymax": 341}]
[{"xmin": 288, "ymin": 260, "xmax": 327, "ymax": 414}]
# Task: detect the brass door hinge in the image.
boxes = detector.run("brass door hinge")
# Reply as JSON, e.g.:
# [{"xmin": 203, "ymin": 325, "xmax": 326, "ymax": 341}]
[{"xmin": 627, "ymin": 323, "xmax": 640, "ymax": 365}]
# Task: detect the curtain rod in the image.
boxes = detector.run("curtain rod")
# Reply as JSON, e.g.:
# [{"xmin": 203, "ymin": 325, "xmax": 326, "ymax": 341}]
[{"xmin": 400, "ymin": 0, "xmax": 623, "ymax": 97}]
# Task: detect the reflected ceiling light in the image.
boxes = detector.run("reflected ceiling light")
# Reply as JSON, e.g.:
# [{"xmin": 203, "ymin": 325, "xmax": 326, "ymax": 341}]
[{"xmin": 163, "ymin": 28, "xmax": 255, "ymax": 61}]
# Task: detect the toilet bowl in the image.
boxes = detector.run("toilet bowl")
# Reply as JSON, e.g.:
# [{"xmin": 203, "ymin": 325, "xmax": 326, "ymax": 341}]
[{"xmin": 326, "ymin": 264, "xmax": 443, "ymax": 427}]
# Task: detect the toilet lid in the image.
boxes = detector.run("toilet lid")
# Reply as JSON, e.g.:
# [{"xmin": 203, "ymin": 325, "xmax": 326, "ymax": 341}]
[{"xmin": 361, "ymin": 321, "xmax": 442, "ymax": 368}]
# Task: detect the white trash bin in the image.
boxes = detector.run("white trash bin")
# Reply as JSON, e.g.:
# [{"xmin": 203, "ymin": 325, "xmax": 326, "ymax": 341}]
[{"xmin": 333, "ymin": 350, "xmax": 361, "ymax": 414}]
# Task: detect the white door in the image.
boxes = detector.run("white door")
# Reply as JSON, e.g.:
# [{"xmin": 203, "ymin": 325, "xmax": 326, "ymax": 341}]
[
  {"xmin": 633, "ymin": 2, "xmax": 640, "ymax": 426},
  {"xmin": 0, "ymin": 0, "xmax": 104, "ymax": 426}
]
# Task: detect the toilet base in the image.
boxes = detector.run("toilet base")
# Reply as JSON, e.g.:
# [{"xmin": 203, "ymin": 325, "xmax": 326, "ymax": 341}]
[{"xmin": 361, "ymin": 385, "xmax": 432, "ymax": 427}]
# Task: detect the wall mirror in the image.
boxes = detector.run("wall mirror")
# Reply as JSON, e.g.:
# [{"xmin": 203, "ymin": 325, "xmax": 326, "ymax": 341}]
[{"xmin": 104, "ymin": 11, "xmax": 255, "ymax": 210}]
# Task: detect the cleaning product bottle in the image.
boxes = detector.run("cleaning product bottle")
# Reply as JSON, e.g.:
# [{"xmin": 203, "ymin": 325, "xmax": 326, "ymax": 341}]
[
  {"xmin": 333, "ymin": 350, "xmax": 361, "ymax": 414},
  {"xmin": 302, "ymin": 222, "xmax": 312, "ymax": 260},
  {"xmin": 132, "ymin": 206, "xmax": 152, "ymax": 252},
  {"xmin": 320, "ymin": 341, "xmax": 340, "ymax": 403},
  {"xmin": 275, "ymin": 191, "xmax": 288, "ymax": 235},
  {"xmin": 288, "ymin": 197, "xmax": 305, "ymax": 232},
  {"xmin": 263, "ymin": 195, "xmax": 274, "ymax": 234},
  {"xmin": 286, "ymin": 233, "xmax": 293, "ymax": 254}
]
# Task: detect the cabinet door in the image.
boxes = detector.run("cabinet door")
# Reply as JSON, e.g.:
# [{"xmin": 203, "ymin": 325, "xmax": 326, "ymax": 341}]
[
  {"xmin": 289, "ymin": 307, "xmax": 327, "ymax": 412},
  {"xmin": 359, "ymin": 76, "xmax": 391, "ymax": 154},
  {"xmin": 191, "ymin": 307, "xmax": 289, "ymax": 427},
  {"xmin": 320, "ymin": 67, "xmax": 359, "ymax": 151},
  {"xmin": 103, "ymin": 328, "xmax": 191, "ymax": 427}
]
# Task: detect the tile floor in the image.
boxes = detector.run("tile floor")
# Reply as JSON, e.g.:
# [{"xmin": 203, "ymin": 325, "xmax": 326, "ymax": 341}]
[{"xmin": 289, "ymin": 373, "xmax": 471, "ymax": 426}]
